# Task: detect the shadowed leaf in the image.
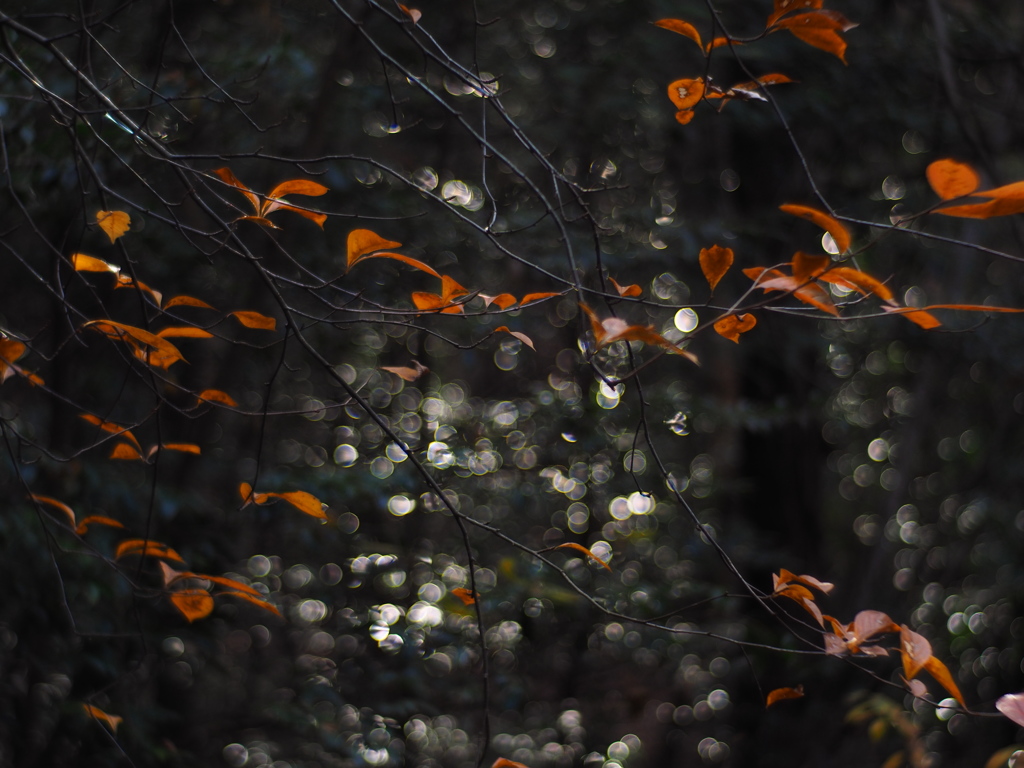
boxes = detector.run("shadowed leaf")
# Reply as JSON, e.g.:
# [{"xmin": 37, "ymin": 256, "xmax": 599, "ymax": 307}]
[{"xmin": 766, "ymin": 685, "xmax": 805, "ymax": 707}]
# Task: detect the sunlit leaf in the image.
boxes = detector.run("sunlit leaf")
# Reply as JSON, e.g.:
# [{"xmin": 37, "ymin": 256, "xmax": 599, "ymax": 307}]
[
  {"xmin": 115, "ymin": 538, "xmax": 185, "ymax": 563},
  {"xmin": 755, "ymin": 273, "xmax": 839, "ymax": 316},
  {"xmin": 231, "ymin": 310, "xmax": 277, "ymax": 330},
  {"xmin": 713, "ymin": 313, "xmax": 756, "ymax": 343},
  {"xmin": 699, "ymin": 245, "xmax": 734, "ymax": 290},
  {"xmin": 519, "ymin": 292, "xmax": 561, "ymax": 305},
  {"xmin": 926, "ymin": 159, "xmax": 980, "ymax": 200},
  {"xmin": 261, "ymin": 200, "xmax": 327, "ymax": 228},
  {"xmin": 96, "ymin": 210, "xmax": 131, "ymax": 243},
  {"xmin": 261, "ymin": 490, "xmax": 327, "ymax": 520},
  {"xmin": 705, "ymin": 36, "xmax": 736, "ymax": 53},
  {"xmin": 162, "ymin": 443, "xmax": 201, "ymax": 454},
  {"xmin": 197, "ymin": 389, "xmax": 237, "ymax": 407},
  {"xmin": 936, "ymin": 197, "xmax": 1024, "ymax": 219},
  {"xmin": 996, "ymin": 693, "xmax": 1024, "ymax": 728},
  {"xmin": 480, "ymin": 293, "xmax": 518, "ymax": 310},
  {"xmin": 82, "ymin": 319, "xmax": 186, "ymax": 369},
  {"xmin": 772, "ymin": 10, "xmax": 856, "ymax": 64},
  {"xmin": 792, "ymin": 252, "xmax": 829, "ymax": 283},
  {"xmin": 608, "ymin": 277, "xmax": 642, "ymax": 298},
  {"xmin": 780, "ymin": 204, "xmax": 851, "ymax": 253},
  {"xmin": 398, "ymin": 4, "xmax": 422, "ymax": 23},
  {"xmin": 773, "ymin": 569, "xmax": 835, "ymax": 594},
  {"xmin": 171, "ymin": 588, "xmax": 214, "ymax": 622},
  {"xmin": 667, "ymin": 78, "xmax": 705, "ymax": 110},
  {"xmin": 75, "ymin": 515, "xmax": 125, "ymax": 535},
  {"xmin": 82, "ymin": 703, "xmax": 122, "ymax": 733},
  {"xmin": 766, "ymin": 685, "xmax": 805, "ymax": 707},
  {"xmin": 654, "ymin": 19, "xmax": 702, "ymax": 48},
  {"xmin": 79, "ymin": 413, "xmax": 143, "ymax": 451},
  {"xmin": 156, "ymin": 326, "xmax": 213, "ymax": 339},
  {"xmin": 494, "ymin": 326, "xmax": 535, "ymax": 350},
  {"xmin": 381, "ymin": 361, "xmax": 429, "ymax": 381},
  {"xmin": 451, "ymin": 587, "xmax": 477, "ymax": 606},
  {"xmin": 851, "ymin": 610, "xmax": 899, "ymax": 646},
  {"xmin": 72, "ymin": 252, "xmax": 119, "ymax": 273},
  {"xmin": 767, "ymin": 0, "xmax": 824, "ymax": 27},
  {"xmin": 555, "ymin": 542, "xmax": 612, "ymax": 570},
  {"xmin": 31, "ymin": 494, "xmax": 77, "ymax": 527},
  {"xmin": 110, "ymin": 442, "xmax": 145, "ymax": 461},
  {"xmin": 165, "ymin": 295, "xmax": 216, "ymax": 310},
  {"xmin": 113, "ymin": 274, "xmax": 163, "ymax": 306},
  {"xmin": 347, "ymin": 228, "xmax": 402, "ymax": 264},
  {"xmin": 975, "ymin": 180, "xmax": 1024, "ymax": 201},
  {"xmin": 214, "ymin": 167, "xmax": 261, "ymax": 214},
  {"xmin": 900, "ymin": 625, "xmax": 932, "ymax": 680},
  {"xmin": 817, "ymin": 267, "xmax": 895, "ymax": 303},
  {"xmin": 923, "ymin": 656, "xmax": 965, "ymax": 708},
  {"xmin": 580, "ymin": 303, "xmax": 699, "ymax": 363},
  {"xmin": 881, "ymin": 305, "xmax": 942, "ymax": 329}
]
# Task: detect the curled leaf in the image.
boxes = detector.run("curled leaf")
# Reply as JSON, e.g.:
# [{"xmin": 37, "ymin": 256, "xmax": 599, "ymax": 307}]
[
  {"xmin": 72, "ymin": 252, "xmax": 119, "ymax": 273},
  {"xmin": 82, "ymin": 703, "xmax": 123, "ymax": 733},
  {"xmin": 766, "ymin": 685, "xmax": 805, "ymax": 707},
  {"xmin": 114, "ymin": 538, "xmax": 184, "ymax": 563},
  {"xmin": 480, "ymin": 293, "xmax": 517, "ymax": 310},
  {"xmin": 197, "ymin": 389, "xmax": 238, "ymax": 407},
  {"xmin": 494, "ymin": 326, "xmax": 535, "ymax": 350},
  {"xmin": 780, "ymin": 204, "xmax": 851, "ymax": 254},
  {"xmin": 75, "ymin": 515, "xmax": 125, "ymax": 535},
  {"xmin": 555, "ymin": 542, "xmax": 612, "ymax": 570},
  {"xmin": 31, "ymin": 494, "xmax": 77, "ymax": 528},
  {"xmin": 900, "ymin": 625, "xmax": 932, "ymax": 680},
  {"xmin": 654, "ymin": 19, "xmax": 702, "ymax": 48},
  {"xmin": 608, "ymin": 277, "xmax": 642, "ymax": 298}
]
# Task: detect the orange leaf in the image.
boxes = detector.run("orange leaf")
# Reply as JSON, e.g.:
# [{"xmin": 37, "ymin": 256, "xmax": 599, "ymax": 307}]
[
  {"xmin": 266, "ymin": 179, "xmax": 329, "ymax": 200},
  {"xmin": 766, "ymin": 685, "xmax": 805, "ymax": 707},
  {"xmin": 220, "ymin": 590, "xmax": 282, "ymax": 616},
  {"xmin": 113, "ymin": 274, "xmax": 163, "ymax": 307},
  {"xmin": 491, "ymin": 759, "xmax": 529, "ymax": 768},
  {"xmin": 155, "ymin": 326, "xmax": 213, "ymax": 339},
  {"xmin": 555, "ymin": 542, "xmax": 612, "ymax": 570},
  {"xmin": 817, "ymin": 267, "xmax": 894, "ymax": 303},
  {"xmin": 398, "ymin": 3, "xmax": 421, "ymax": 22},
  {"xmin": 110, "ymin": 442, "xmax": 145, "ymax": 461},
  {"xmin": 260, "ymin": 201, "xmax": 327, "ymax": 228},
  {"xmin": 162, "ymin": 443, "xmax": 201, "ymax": 455},
  {"xmin": 936, "ymin": 197, "xmax": 1024, "ymax": 219},
  {"xmin": 654, "ymin": 19, "xmax": 702, "ymax": 48},
  {"xmin": 773, "ymin": 10, "xmax": 856, "ymax": 64},
  {"xmin": 71, "ymin": 252, "xmax": 119, "ymax": 273},
  {"xmin": 214, "ymin": 167, "xmax": 261, "ymax": 214},
  {"xmin": 480, "ymin": 293, "xmax": 517, "ymax": 309},
  {"xmin": 237, "ymin": 215, "xmax": 280, "ymax": 229},
  {"xmin": 165, "ymin": 295, "xmax": 216, "ymax": 310},
  {"xmin": 263, "ymin": 490, "xmax": 327, "ymax": 520},
  {"xmin": 767, "ymin": 0, "xmax": 824, "ymax": 27},
  {"xmin": 705, "ymin": 36, "xmax": 736, "ymax": 53},
  {"xmin": 772, "ymin": 569, "xmax": 834, "ymax": 594},
  {"xmin": 667, "ymin": 78, "xmax": 705, "ymax": 110},
  {"xmin": 609, "ymin": 277, "xmax": 642, "ymax": 298},
  {"xmin": 850, "ymin": 610, "xmax": 899, "ymax": 646},
  {"xmin": 675, "ymin": 109, "xmax": 696, "ymax": 125},
  {"xmin": 451, "ymin": 587, "xmax": 477, "ymax": 606},
  {"xmin": 494, "ymin": 326, "xmax": 535, "ymax": 350},
  {"xmin": 171, "ymin": 589, "xmax": 214, "ymax": 622},
  {"xmin": 197, "ymin": 389, "xmax": 237, "ymax": 407},
  {"xmin": 699, "ymin": 245, "xmax": 734, "ymax": 290},
  {"xmin": 975, "ymin": 179, "xmax": 1024, "ymax": 201},
  {"xmin": 198, "ymin": 574, "xmax": 261, "ymax": 596},
  {"xmin": 115, "ymin": 539, "xmax": 185, "ymax": 563},
  {"xmin": 96, "ymin": 210, "xmax": 131, "ymax": 243},
  {"xmin": 82, "ymin": 704, "xmax": 122, "ymax": 733},
  {"xmin": 713, "ymin": 313, "xmax": 757, "ymax": 343},
  {"xmin": 82, "ymin": 320, "xmax": 185, "ymax": 369},
  {"xmin": 881, "ymin": 305, "xmax": 942, "ymax": 329},
  {"xmin": 926, "ymin": 159, "xmax": 980, "ymax": 200},
  {"xmin": 79, "ymin": 413, "xmax": 142, "ymax": 451},
  {"xmin": 900, "ymin": 625, "xmax": 932, "ymax": 680},
  {"xmin": 923, "ymin": 656, "xmax": 965, "ymax": 708},
  {"xmin": 231, "ymin": 311, "xmax": 277, "ymax": 330},
  {"xmin": 381, "ymin": 361, "xmax": 429, "ymax": 381},
  {"xmin": 75, "ymin": 515, "xmax": 125, "ymax": 535},
  {"xmin": 31, "ymin": 494, "xmax": 77, "ymax": 527},
  {"xmin": 792, "ymin": 252, "xmax": 829, "ymax": 283},
  {"xmin": 347, "ymin": 228, "xmax": 402, "ymax": 264},
  {"xmin": 780, "ymin": 204, "xmax": 851, "ymax": 253},
  {"xmin": 756, "ymin": 274, "xmax": 839, "ymax": 316},
  {"xmin": 519, "ymin": 291, "xmax": 561, "ymax": 305},
  {"xmin": 239, "ymin": 482, "xmax": 256, "ymax": 505}
]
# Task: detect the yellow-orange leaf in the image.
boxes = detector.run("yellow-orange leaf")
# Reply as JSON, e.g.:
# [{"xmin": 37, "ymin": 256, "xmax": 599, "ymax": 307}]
[
  {"xmin": 519, "ymin": 291, "xmax": 561, "ymax": 305},
  {"xmin": 381, "ymin": 361, "xmax": 429, "ymax": 381},
  {"xmin": 239, "ymin": 482, "xmax": 256, "ymax": 505},
  {"xmin": 0, "ymin": 337, "xmax": 26, "ymax": 384},
  {"xmin": 773, "ymin": 569, "xmax": 835, "ymax": 594},
  {"xmin": 113, "ymin": 274, "xmax": 163, "ymax": 307},
  {"xmin": 480, "ymin": 293, "xmax": 518, "ymax": 309},
  {"xmin": 96, "ymin": 210, "xmax": 131, "ymax": 243},
  {"xmin": 924, "ymin": 656, "xmax": 965, "ymax": 708},
  {"xmin": 773, "ymin": 10, "xmax": 856, "ymax": 64},
  {"xmin": 555, "ymin": 542, "xmax": 612, "ymax": 570},
  {"xmin": 115, "ymin": 539, "xmax": 185, "ymax": 563},
  {"xmin": 79, "ymin": 413, "xmax": 143, "ymax": 451},
  {"xmin": 900, "ymin": 625, "xmax": 932, "ymax": 680},
  {"xmin": 264, "ymin": 490, "xmax": 327, "ymax": 520},
  {"xmin": 231, "ymin": 311, "xmax": 277, "ymax": 330},
  {"xmin": 171, "ymin": 589, "xmax": 214, "ymax": 622},
  {"xmin": 165, "ymin": 295, "xmax": 216, "ymax": 310},
  {"xmin": 494, "ymin": 326, "xmax": 535, "ymax": 350},
  {"xmin": 398, "ymin": 4, "xmax": 421, "ymax": 22},
  {"xmin": 451, "ymin": 587, "xmax": 477, "ymax": 605},
  {"xmin": 926, "ymin": 159, "xmax": 980, "ymax": 200},
  {"xmin": 162, "ymin": 443, "xmax": 201, "ymax": 454},
  {"xmin": 667, "ymin": 78, "xmax": 705, "ymax": 110},
  {"xmin": 31, "ymin": 494, "xmax": 77, "ymax": 527},
  {"xmin": 110, "ymin": 442, "xmax": 145, "ymax": 461},
  {"xmin": 817, "ymin": 267, "xmax": 894, "ymax": 303},
  {"xmin": 699, "ymin": 245, "xmax": 734, "ymax": 290},
  {"xmin": 780, "ymin": 204, "xmax": 851, "ymax": 253},
  {"xmin": 705, "ymin": 36, "xmax": 736, "ymax": 53},
  {"xmin": 347, "ymin": 228, "xmax": 402, "ymax": 264},
  {"xmin": 221, "ymin": 590, "xmax": 282, "ymax": 616},
  {"xmin": 72, "ymin": 252, "xmax": 119, "ymax": 273},
  {"xmin": 713, "ymin": 313, "xmax": 756, "ymax": 343},
  {"xmin": 214, "ymin": 167, "xmax": 261, "ymax": 213},
  {"xmin": 83, "ymin": 320, "xmax": 185, "ymax": 369},
  {"xmin": 654, "ymin": 19, "xmax": 702, "ymax": 48},
  {"xmin": 766, "ymin": 685, "xmax": 805, "ymax": 707},
  {"xmin": 82, "ymin": 704, "xmax": 122, "ymax": 733},
  {"xmin": 609, "ymin": 277, "xmax": 642, "ymax": 298},
  {"xmin": 156, "ymin": 327, "xmax": 213, "ymax": 339},
  {"xmin": 75, "ymin": 515, "xmax": 125, "ymax": 535},
  {"xmin": 767, "ymin": 0, "xmax": 824, "ymax": 27},
  {"xmin": 197, "ymin": 389, "xmax": 237, "ymax": 407}
]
